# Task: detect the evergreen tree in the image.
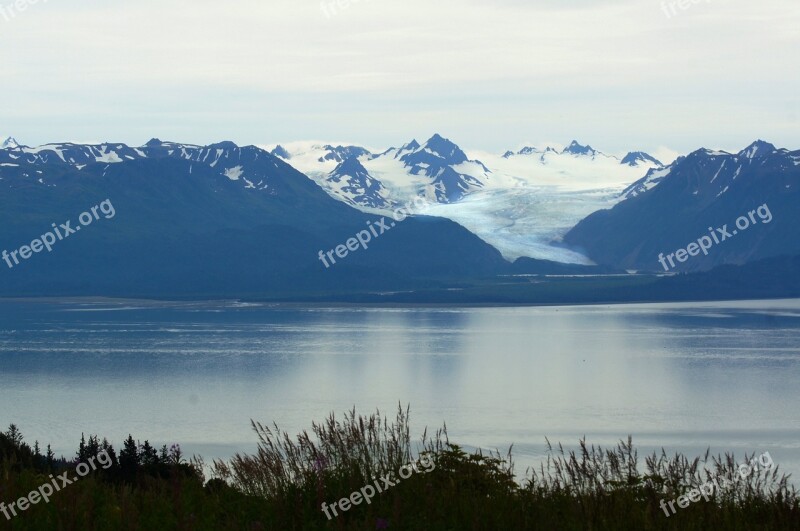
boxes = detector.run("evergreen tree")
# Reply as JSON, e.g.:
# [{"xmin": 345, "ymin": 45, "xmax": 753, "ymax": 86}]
[
  {"xmin": 140, "ymin": 440, "xmax": 158, "ymax": 466},
  {"xmin": 160, "ymin": 444, "xmax": 169, "ymax": 463},
  {"xmin": 87, "ymin": 435, "xmax": 101, "ymax": 460},
  {"xmin": 119, "ymin": 435, "xmax": 139, "ymax": 473},
  {"xmin": 101, "ymin": 438, "xmax": 119, "ymax": 468},
  {"xmin": 78, "ymin": 433, "xmax": 87, "ymax": 461},
  {"xmin": 6, "ymin": 424, "xmax": 23, "ymax": 446},
  {"xmin": 46, "ymin": 444, "xmax": 55, "ymax": 469}
]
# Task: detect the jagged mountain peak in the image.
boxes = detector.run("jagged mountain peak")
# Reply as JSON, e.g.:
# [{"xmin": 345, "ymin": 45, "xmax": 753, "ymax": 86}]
[
  {"xmin": 331, "ymin": 156, "xmax": 369, "ymax": 177},
  {"xmin": 327, "ymin": 156, "xmax": 389, "ymax": 208},
  {"xmin": 739, "ymin": 139, "xmax": 776, "ymax": 159},
  {"xmin": 518, "ymin": 146, "xmax": 541, "ymax": 156},
  {"xmin": 562, "ymin": 140, "xmax": 596, "ymax": 156},
  {"xmin": 387, "ymin": 139, "xmax": 421, "ymax": 158},
  {"xmin": 317, "ymin": 144, "xmax": 371, "ymax": 164},
  {"xmin": 621, "ymin": 151, "xmax": 663, "ymax": 167},
  {"xmin": 208, "ymin": 140, "xmax": 240, "ymax": 150},
  {"xmin": 1, "ymin": 136, "xmax": 19, "ymax": 149},
  {"xmin": 566, "ymin": 139, "xmax": 799, "ymax": 272},
  {"xmin": 502, "ymin": 145, "xmax": 560, "ymax": 158},
  {"xmin": 421, "ymin": 134, "xmax": 468, "ymax": 165},
  {"xmin": 271, "ymin": 145, "xmax": 291, "ymax": 159}
]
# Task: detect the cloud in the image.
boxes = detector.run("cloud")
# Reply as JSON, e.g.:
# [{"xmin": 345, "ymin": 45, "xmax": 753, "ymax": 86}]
[{"xmin": 0, "ymin": 0, "xmax": 797, "ymax": 154}]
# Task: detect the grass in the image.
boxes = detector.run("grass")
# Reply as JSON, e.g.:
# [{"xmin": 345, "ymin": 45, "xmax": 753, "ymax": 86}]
[{"xmin": 1, "ymin": 406, "xmax": 798, "ymax": 530}]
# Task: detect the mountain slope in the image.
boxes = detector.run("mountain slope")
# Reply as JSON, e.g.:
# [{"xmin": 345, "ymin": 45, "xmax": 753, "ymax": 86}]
[
  {"xmin": 269, "ymin": 134, "xmax": 491, "ymax": 206},
  {"xmin": 563, "ymin": 141, "xmax": 800, "ymax": 271},
  {"xmin": 0, "ymin": 139, "xmax": 510, "ymax": 297},
  {"xmin": 327, "ymin": 157, "xmax": 390, "ymax": 208}
]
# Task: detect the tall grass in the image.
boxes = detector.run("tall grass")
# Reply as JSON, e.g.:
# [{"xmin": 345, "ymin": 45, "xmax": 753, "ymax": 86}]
[
  {"xmin": 528, "ymin": 436, "xmax": 792, "ymax": 501},
  {"xmin": 2, "ymin": 408, "xmax": 799, "ymax": 530},
  {"xmin": 212, "ymin": 405, "xmax": 428, "ymax": 498},
  {"xmin": 210, "ymin": 406, "xmax": 799, "ymax": 530}
]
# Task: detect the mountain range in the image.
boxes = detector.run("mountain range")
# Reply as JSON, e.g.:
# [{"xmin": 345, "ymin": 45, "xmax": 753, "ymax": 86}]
[
  {"xmin": 0, "ymin": 135, "xmax": 797, "ymax": 300},
  {"xmin": 0, "ymin": 138, "xmax": 508, "ymax": 297},
  {"xmin": 265, "ymin": 135, "xmax": 664, "ymax": 262},
  {"xmin": 268, "ymin": 135, "xmax": 663, "ymax": 210}
]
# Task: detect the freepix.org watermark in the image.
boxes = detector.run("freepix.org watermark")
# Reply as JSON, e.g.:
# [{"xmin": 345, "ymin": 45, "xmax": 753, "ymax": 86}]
[
  {"xmin": 659, "ymin": 451, "xmax": 775, "ymax": 517},
  {"xmin": 661, "ymin": 0, "xmax": 712, "ymax": 19},
  {"xmin": 320, "ymin": 0, "xmax": 372, "ymax": 19},
  {"xmin": 657, "ymin": 203, "xmax": 772, "ymax": 272},
  {"xmin": 1, "ymin": 450, "xmax": 113, "ymax": 521},
  {"xmin": 321, "ymin": 453, "xmax": 436, "ymax": 520},
  {"xmin": 2, "ymin": 199, "xmax": 116, "ymax": 270},
  {"xmin": 317, "ymin": 196, "xmax": 431, "ymax": 269},
  {"xmin": 0, "ymin": 0, "xmax": 47, "ymax": 22}
]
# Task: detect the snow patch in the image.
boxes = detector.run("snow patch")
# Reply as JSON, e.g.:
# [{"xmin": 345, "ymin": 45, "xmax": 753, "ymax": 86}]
[{"xmin": 224, "ymin": 166, "xmax": 244, "ymax": 181}]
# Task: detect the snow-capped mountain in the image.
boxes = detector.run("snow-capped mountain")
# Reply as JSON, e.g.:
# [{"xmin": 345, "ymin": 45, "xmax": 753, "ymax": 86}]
[
  {"xmin": 499, "ymin": 140, "xmax": 661, "ymax": 171},
  {"xmin": 376, "ymin": 134, "xmax": 490, "ymax": 203},
  {"xmin": 621, "ymin": 151, "xmax": 663, "ymax": 167},
  {"xmin": 565, "ymin": 140, "xmax": 800, "ymax": 271},
  {"xmin": 265, "ymin": 135, "xmax": 664, "ymax": 263},
  {"xmin": 327, "ymin": 157, "xmax": 390, "ymax": 208},
  {"xmin": 621, "ymin": 166, "xmax": 672, "ymax": 199},
  {"xmin": 266, "ymin": 134, "xmax": 490, "ymax": 206},
  {"xmin": 1, "ymin": 135, "xmax": 667, "ymax": 264},
  {"xmin": 140, "ymin": 139, "xmax": 282, "ymax": 191},
  {"xmin": 0, "ymin": 138, "xmax": 300, "ymax": 194},
  {"xmin": 503, "ymin": 145, "xmax": 560, "ymax": 159},
  {"xmin": 0, "ymin": 140, "xmax": 147, "ymax": 168},
  {"xmin": 561, "ymin": 140, "xmax": 599, "ymax": 157},
  {"xmin": 0, "ymin": 138, "xmax": 508, "ymax": 297},
  {"xmin": 316, "ymin": 145, "xmax": 371, "ymax": 164}
]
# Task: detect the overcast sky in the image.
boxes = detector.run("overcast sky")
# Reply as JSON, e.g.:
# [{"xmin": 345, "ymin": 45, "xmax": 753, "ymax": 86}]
[{"xmin": 1, "ymin": 0, "xmax": 798, "ymax": 158}]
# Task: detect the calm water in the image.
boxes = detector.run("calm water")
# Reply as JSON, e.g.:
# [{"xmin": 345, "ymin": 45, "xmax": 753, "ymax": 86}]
[{"xmin": 1, "ymin": 298, "xmax": 799, "ymax": 479}]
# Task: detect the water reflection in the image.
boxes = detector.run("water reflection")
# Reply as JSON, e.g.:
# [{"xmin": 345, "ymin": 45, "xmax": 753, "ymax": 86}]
[{"xmin": 0, "ymin": 299, "xmax": 797, "ymax": 480}]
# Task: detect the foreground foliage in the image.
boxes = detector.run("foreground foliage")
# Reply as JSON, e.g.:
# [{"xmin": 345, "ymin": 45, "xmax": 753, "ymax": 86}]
[{"xmin": 1, "ymin": 408, "xmax": 798, "ymax": 530}]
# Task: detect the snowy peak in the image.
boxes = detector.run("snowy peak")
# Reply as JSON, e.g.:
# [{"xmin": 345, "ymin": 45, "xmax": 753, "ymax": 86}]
[
  {"xmin": 0, "ymin": 142, "xmax": 148, "ymax": 168},
  {"xmin": 518, "ymin": 146, "xmax": 542, "ymax": 156},
  {"xmin": 562, "ymin": 140, "xmax": 596, "ymax": 157},
  {"xmin": 501, "ymin": 145, "xmax": 561, "ymax": 162},
  {"xmin": 394, "ymin": 134, "xmax": 488, "ymax": 202},
  {"xmin": 0, "ymin": 139, "xmax": 292, "ymax": 194},
  {"xmin": 738, "ymin": 140, "xmax": 776, "ymax": 159},
  {"xmin": 621, "ymin": 151, "xmax": 663, "ymax": 167},
  {"xmin": 331, "ymin": 157, "xmax": 371, "ymax": 181},
  {"xmin": 420, "ymin": 133, "xmax": 469, "ymax": 166},
  {"xmin": 517, "ymin": 146, "xmax": 539, "ymax": 156},
  {"xmin": 621, "ymin": 139, "xmax": 795, "ymax": 201},
  {"xmin": 318, "ymin": 145, "xmax": 372, "ymax": 164},
  {"xmin": 271, "ymin": 145, "xmax": 291, "ymax": 159},
  {"xmin": 384, "ymin": 139, "xmax": 420, "ymax": 159},
  {"xmin": 398, "ymin": 134, "xmax": 472, "ymax": 168},
  {"xmin": 566, "ymin": 139, "xmax": 800, "ymax": 272},
  {"xmin": 327, "ymin": 157, "xmax": 389, "ymax": 209},
  {"xmin": 1, "ymin": 136, "xmax": 19, "ymax": 149},
  {"xmin": 504, "ymin": 141, "xmax": 640, "ymax": 163}
]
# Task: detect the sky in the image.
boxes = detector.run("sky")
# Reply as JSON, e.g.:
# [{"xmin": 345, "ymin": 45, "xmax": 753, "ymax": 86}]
[{"xmin": 1, "ymin": 0, "xmax": 798, "ymax": 159}]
